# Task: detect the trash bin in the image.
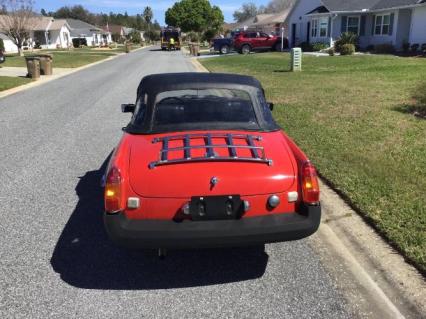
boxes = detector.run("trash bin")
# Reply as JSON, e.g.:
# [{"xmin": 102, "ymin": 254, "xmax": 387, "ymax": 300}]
[
  {"xmin": 188, "ymin": 43, "xmax": 193, "ymax": 55},
  {"xmin": 193, "ymin": 43, "xmax": 200, "ymax": 56},
  {"xmin": 125, "ymin": 42, "xmax": 132, "ymax": 53},
  {"xmin": 25, "ymin": 56, "xmax": 41, "ymax": 80},
  {"xmin": 37, "ymin": 54, "xmax": 53, "ymax": 75}
]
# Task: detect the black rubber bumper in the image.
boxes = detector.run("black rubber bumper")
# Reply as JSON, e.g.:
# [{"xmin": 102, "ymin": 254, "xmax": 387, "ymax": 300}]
[{"xmin": 104, "ymin": 205, "xmax": 321, "ymax": 249}]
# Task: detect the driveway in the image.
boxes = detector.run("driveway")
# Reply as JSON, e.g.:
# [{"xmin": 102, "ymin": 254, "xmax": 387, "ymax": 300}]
[{"xmin": 0, "ymin": 47, "xmax": 351, "ymax": 318}]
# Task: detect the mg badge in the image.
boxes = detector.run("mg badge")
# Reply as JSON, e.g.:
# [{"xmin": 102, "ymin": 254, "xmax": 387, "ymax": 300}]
[{"xmin": 210, "ymin": 176, "xmax": 219, "ymax": 187}]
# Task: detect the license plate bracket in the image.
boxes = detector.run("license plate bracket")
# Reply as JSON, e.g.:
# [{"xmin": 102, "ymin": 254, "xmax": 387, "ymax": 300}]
[{"xmin": 190, "ymin": 195, "xmax": 243, "ymax": 221}]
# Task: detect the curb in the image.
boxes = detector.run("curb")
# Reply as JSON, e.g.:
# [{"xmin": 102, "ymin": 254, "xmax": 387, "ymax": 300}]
[{"xmin": 0, "ymin": 45, "xmax": 152, "ymax": 100}]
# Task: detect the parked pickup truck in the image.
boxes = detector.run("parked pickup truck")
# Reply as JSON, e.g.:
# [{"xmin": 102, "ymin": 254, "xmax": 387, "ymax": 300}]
[{"xmin": 211, "ymin": 32, "xmax": 240, "ymax": 54}]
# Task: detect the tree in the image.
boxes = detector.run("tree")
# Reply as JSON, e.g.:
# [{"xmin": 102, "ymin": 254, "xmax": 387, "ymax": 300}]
[
  {"xmin": 264, "ymin": 0, "xmax": 295, "ymax": 13},
  {"xmin": 233, "ymin": 2, "xmax": 258, "ymax": 23},
  {"xmin": 165, "ymin": 0, "xmax": 224, "ymax": 34},
  {"xmin": 0, "ymin": 0, "xmax": 38, "ymax": 56},
  {"xmin": 40, "ymin": 8, "xmax": 47, "ymax": 16},
  {"xmin": 129, "ymin": 30, "xmax": 141, "ymax": 44},
  {"xmin": 53, "ymin": 5, "xmax": 96, "ymax": 25},
  {"xmin": 143, "ymin": 6, "xmax": 153, "ymax": 25}
]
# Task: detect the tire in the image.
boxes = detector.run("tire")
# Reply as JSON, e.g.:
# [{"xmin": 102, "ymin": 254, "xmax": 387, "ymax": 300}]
[
  {"xmin": 220, "ymin": 44, "xmax": 230, "ymax": 54},
  {"xmin": 275, "ymin": 42, "xmax": 282, "ymax": 52},
  {"xmin": 241, "ymin": 44, "xmax": 251, "ymax": 55}
]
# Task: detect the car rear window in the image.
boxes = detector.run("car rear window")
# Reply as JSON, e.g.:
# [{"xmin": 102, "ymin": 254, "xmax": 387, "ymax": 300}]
[{"xmin": 152, "ymin": 88, "xmax": 259, "ymax": 131}]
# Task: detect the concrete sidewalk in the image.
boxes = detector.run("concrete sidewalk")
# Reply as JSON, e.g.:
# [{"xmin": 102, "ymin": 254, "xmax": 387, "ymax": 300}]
[{"xmin": 0, "ymin": 66, "xmax": 74, "ymax": 78}]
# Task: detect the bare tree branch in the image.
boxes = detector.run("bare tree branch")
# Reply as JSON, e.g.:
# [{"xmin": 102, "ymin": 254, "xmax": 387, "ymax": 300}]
[{"xmin": 0, "ymin": 0, "xmax": 39, "ymax": 55}]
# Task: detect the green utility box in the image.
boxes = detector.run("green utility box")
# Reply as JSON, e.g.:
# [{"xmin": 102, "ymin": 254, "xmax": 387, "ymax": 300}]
[{"xmin": 291, "ymin": 48, "xmax": 302, "ymax": 71}]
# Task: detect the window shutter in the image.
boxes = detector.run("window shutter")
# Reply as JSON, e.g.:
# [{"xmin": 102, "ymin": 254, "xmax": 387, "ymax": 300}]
[
  {"xmin": 371, "ymin": 15, "xmax": 376, "ymax": 35},
  {"xmin": 389, "ymin": 13, "xmax": 395, "ymax": 35},
  {"xmin": 341, "ymin": 16, "xmax": 347, "ymax": 33},
  {"xmin": 360, "ymin": 15, "xmax": 366, "ymax": 36},
  {"xmin": 328, "ymin": 17, "xmax": 332, "ymax": 37}
]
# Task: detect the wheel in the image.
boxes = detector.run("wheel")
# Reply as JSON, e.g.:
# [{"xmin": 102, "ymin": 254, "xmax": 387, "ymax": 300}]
[
  {"xmin": 220, "ymin": 44, "xmax": 230, "ymax": 54},
  {"xmin": 241, "ymin": 44, "xmax": 251, "ymax": 55},
  {"xmin": 275, "ymin": 42, "xmax": 282, "ymax": 52}
]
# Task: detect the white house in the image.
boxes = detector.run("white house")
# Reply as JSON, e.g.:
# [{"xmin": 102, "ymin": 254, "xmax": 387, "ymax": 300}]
[
  {"xmin": 0, "ymin": 32, "xmax": 18, "ymax": 53},
  {"xmin": 67, "ymin": 19, "xmax": 112, "ymax": 47},
  {"xmin": 32, "ymin": 17, "xmax": 71, "ymax": 49},
  {"xmin": 0, "ymin": 16, "xmax": 71, "ymax": 52},
  {"xmin": 285, "ymin": 0, "xmax": 426, "ymax": 50}
]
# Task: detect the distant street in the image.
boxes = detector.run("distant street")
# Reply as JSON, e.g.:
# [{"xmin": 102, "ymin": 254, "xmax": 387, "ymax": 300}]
[{"xmin": 0, "ymin": 47, "xmax": 352, "ymax": 318}]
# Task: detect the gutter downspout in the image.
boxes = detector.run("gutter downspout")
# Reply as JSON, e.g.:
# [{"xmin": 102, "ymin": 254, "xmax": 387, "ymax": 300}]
[{"xmin": 330, "ymin": 13, "xmax": 338, "ymax": 48}]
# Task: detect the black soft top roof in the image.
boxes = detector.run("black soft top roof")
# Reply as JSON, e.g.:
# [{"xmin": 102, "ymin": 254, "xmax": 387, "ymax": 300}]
[
  {"xmin": 127, "ymin": 72, "xmax": 279, "ymax": 134},
  {"xmin": 137, "ymin": 72, "xmax": 263, "ymax": 97}
]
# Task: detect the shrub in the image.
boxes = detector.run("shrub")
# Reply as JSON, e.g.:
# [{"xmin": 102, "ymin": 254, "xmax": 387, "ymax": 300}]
[
  {"xmin": 411, "ymin": 43, "xmax": 419, "ymax": 52},
  {"xmin": 72, "ymin": 38, "xmax": 87, "ymax": 48},
  {"xmin": 411, "ymin": 81, "xmax": 426, "ymax": 117},
  {"xmin": 365, "ymin": 45, "xmax": 375, "ymax": 52},
  {"xmin": 129, "ymin": 30, "xmax": 142, "ymax": 44},
  {"xmin": 327, "ymin": 48, "xmax": 335, "ymax": 56},
  {"xmin": 300, "ymin": 42, "xmax": 313, "ymax": 52},
  {"xmin": 374, "ymin": 44, "xmax": 395, "ymax": 54},
  {"xmin": 421, "ymin": 44, "xmax": 426, "ymax": 53},
  {"xmin": 340, "ymin": 43, "xmax": 355, "ymax": 55},
  {"xmin": 0, "ymin": 38, "xmax": 4, "ymax": 53},
  {"xmin": 312, "ymin": 42, "xmax": 328, "ymax": 52},
  {"xmin": 402, "ymin": 42, "xmax": 410, "ymax": 53},
  {"xmin": 334, "ymin": 32, "xmax": 358, "ymax": 52}
]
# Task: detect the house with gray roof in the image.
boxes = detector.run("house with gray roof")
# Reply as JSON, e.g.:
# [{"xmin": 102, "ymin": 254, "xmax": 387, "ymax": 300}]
[
  {"xmin": 66, "ymin": 19, "xmax": 111, "ymax": 46},
  {"xmin": 285, "ymin": 0, "xmax": 426, "ymax": 50},
  {"xmin": 0, "ymin": 15, "xmax": 72, "ymax": 52}
]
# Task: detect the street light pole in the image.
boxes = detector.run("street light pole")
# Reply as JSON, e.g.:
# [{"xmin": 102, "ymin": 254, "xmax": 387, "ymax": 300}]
[{"xmin": 281, "ymin": 27, "xmax": 285, "ymax": 51}]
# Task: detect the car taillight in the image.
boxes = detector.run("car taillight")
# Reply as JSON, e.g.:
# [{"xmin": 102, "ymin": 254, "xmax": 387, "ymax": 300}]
[
  {"xmin": 104, "ymin": 166, "xmax": 123, "ymax": 213},
  {"xmin": 301, "ymin": 161, "xmax": 320, "ymax": 205}
]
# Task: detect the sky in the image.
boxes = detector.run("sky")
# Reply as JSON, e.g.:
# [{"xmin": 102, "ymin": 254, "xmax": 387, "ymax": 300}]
[{"xmin": 34, "ymin": 0, "xmax": 270, "ymax": 25}]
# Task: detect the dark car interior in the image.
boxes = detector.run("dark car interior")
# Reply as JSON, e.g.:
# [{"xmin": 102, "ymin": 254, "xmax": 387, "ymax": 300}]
[{"xmin": 154, "ymin": 95, "xmax": 257, "ymax": 126}]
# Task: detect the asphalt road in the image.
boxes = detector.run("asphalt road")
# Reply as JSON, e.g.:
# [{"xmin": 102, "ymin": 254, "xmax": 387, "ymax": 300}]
[{"xmin": 0, "ymin": 47, "xmax": 352, "ymax": 318}]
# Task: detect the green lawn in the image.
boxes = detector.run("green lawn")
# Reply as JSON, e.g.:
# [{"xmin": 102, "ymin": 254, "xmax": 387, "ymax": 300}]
[
  {"xmin": 0, "ymin": 76, "xmax": 31, "ymax": 91},
  {"xmin": 201, "ymin": 53, "xmax": 426, "ymax": 273},
  {"xmin": 3, "ymin": 50, "xmax": 117, "ymax": 68}
]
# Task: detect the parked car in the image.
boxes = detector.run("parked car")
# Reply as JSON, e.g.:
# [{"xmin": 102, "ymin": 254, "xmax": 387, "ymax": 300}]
[
  {"xmin": 234, "ymin": 31, "xmax": 288, "ymax": 54},
  {"xmin": 104, "ymin": 72, "xmax": 320, "ymax": 254}
]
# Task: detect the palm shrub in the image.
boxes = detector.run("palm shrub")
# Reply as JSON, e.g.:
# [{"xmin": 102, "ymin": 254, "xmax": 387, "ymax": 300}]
[
  {"xmin": 334, "ymin": 32, "xmax": 358, "ymax": 53},
  {"xmin": 413, "ymin": 82, "xmax": 426, "ymax": 113},
  {"xmin": 340, "ymin": 44, "xmax": 355, "ymax": 55}
]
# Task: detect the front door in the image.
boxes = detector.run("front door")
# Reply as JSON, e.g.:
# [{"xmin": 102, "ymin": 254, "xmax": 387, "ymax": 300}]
[
  {"xmin": 307, "ymin": 22, "xmax": 311, "ymax": 43},
  {"xmin": 291, "ymin": 24, "xmax": 296, "ymax": 47}
]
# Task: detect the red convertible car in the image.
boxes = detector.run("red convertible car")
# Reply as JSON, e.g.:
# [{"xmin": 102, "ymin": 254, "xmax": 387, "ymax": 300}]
[{"xmin": 104, "ymin": 73, "xmax": 320, "ymax": 251}]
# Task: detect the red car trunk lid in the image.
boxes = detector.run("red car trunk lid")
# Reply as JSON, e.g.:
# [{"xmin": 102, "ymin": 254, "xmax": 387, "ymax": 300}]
[{"xmin": 128, "ymin": 131, "xmax": 296, "ymax": 198}]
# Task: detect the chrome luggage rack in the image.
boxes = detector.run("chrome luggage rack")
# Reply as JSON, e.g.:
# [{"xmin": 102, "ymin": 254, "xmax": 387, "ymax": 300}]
[{"xmin": 149, "ymin": 133, "xmax": 273, "ymax": 169}]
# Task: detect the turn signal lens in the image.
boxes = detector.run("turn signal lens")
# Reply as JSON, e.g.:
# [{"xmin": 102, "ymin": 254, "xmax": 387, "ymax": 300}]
[
  {"xmin": 301, "ymin": 161, "xmax": 320, "ymax": 205},
  {"xmin": 105, "ymin": 166, "xmax": 123, "ymax": 213}
]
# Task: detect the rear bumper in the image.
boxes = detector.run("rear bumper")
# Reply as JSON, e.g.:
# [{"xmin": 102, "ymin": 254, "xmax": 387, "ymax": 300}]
[{"xmin": 104, "ymin": 205, "xmax": 321, "ymax": 249}]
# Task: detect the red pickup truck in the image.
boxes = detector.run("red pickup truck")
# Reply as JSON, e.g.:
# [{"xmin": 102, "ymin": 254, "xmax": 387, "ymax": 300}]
[{"xmin": 234, "ymin": 31, "xmax": 288, "ymax": 54}]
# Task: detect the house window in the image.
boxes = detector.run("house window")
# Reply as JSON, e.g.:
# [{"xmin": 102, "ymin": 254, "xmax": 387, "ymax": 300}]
[
  {"xmin": 311, "ymin": 19, "xmax": 318, "ymax": 37},
  {"xmin": 346, "ymin": 16, "xmax": 360, "ymax": 34},
  {"xmin": 319, "ymin": 17, "xmax": 328, "ymax": 37},
  {"xmin": 311, "ymin": 17, "xmax": 328, "ymax": 38},
  {"xmin": 375, "ymin": 14, "xmax": 390, "ymax": 35}
]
